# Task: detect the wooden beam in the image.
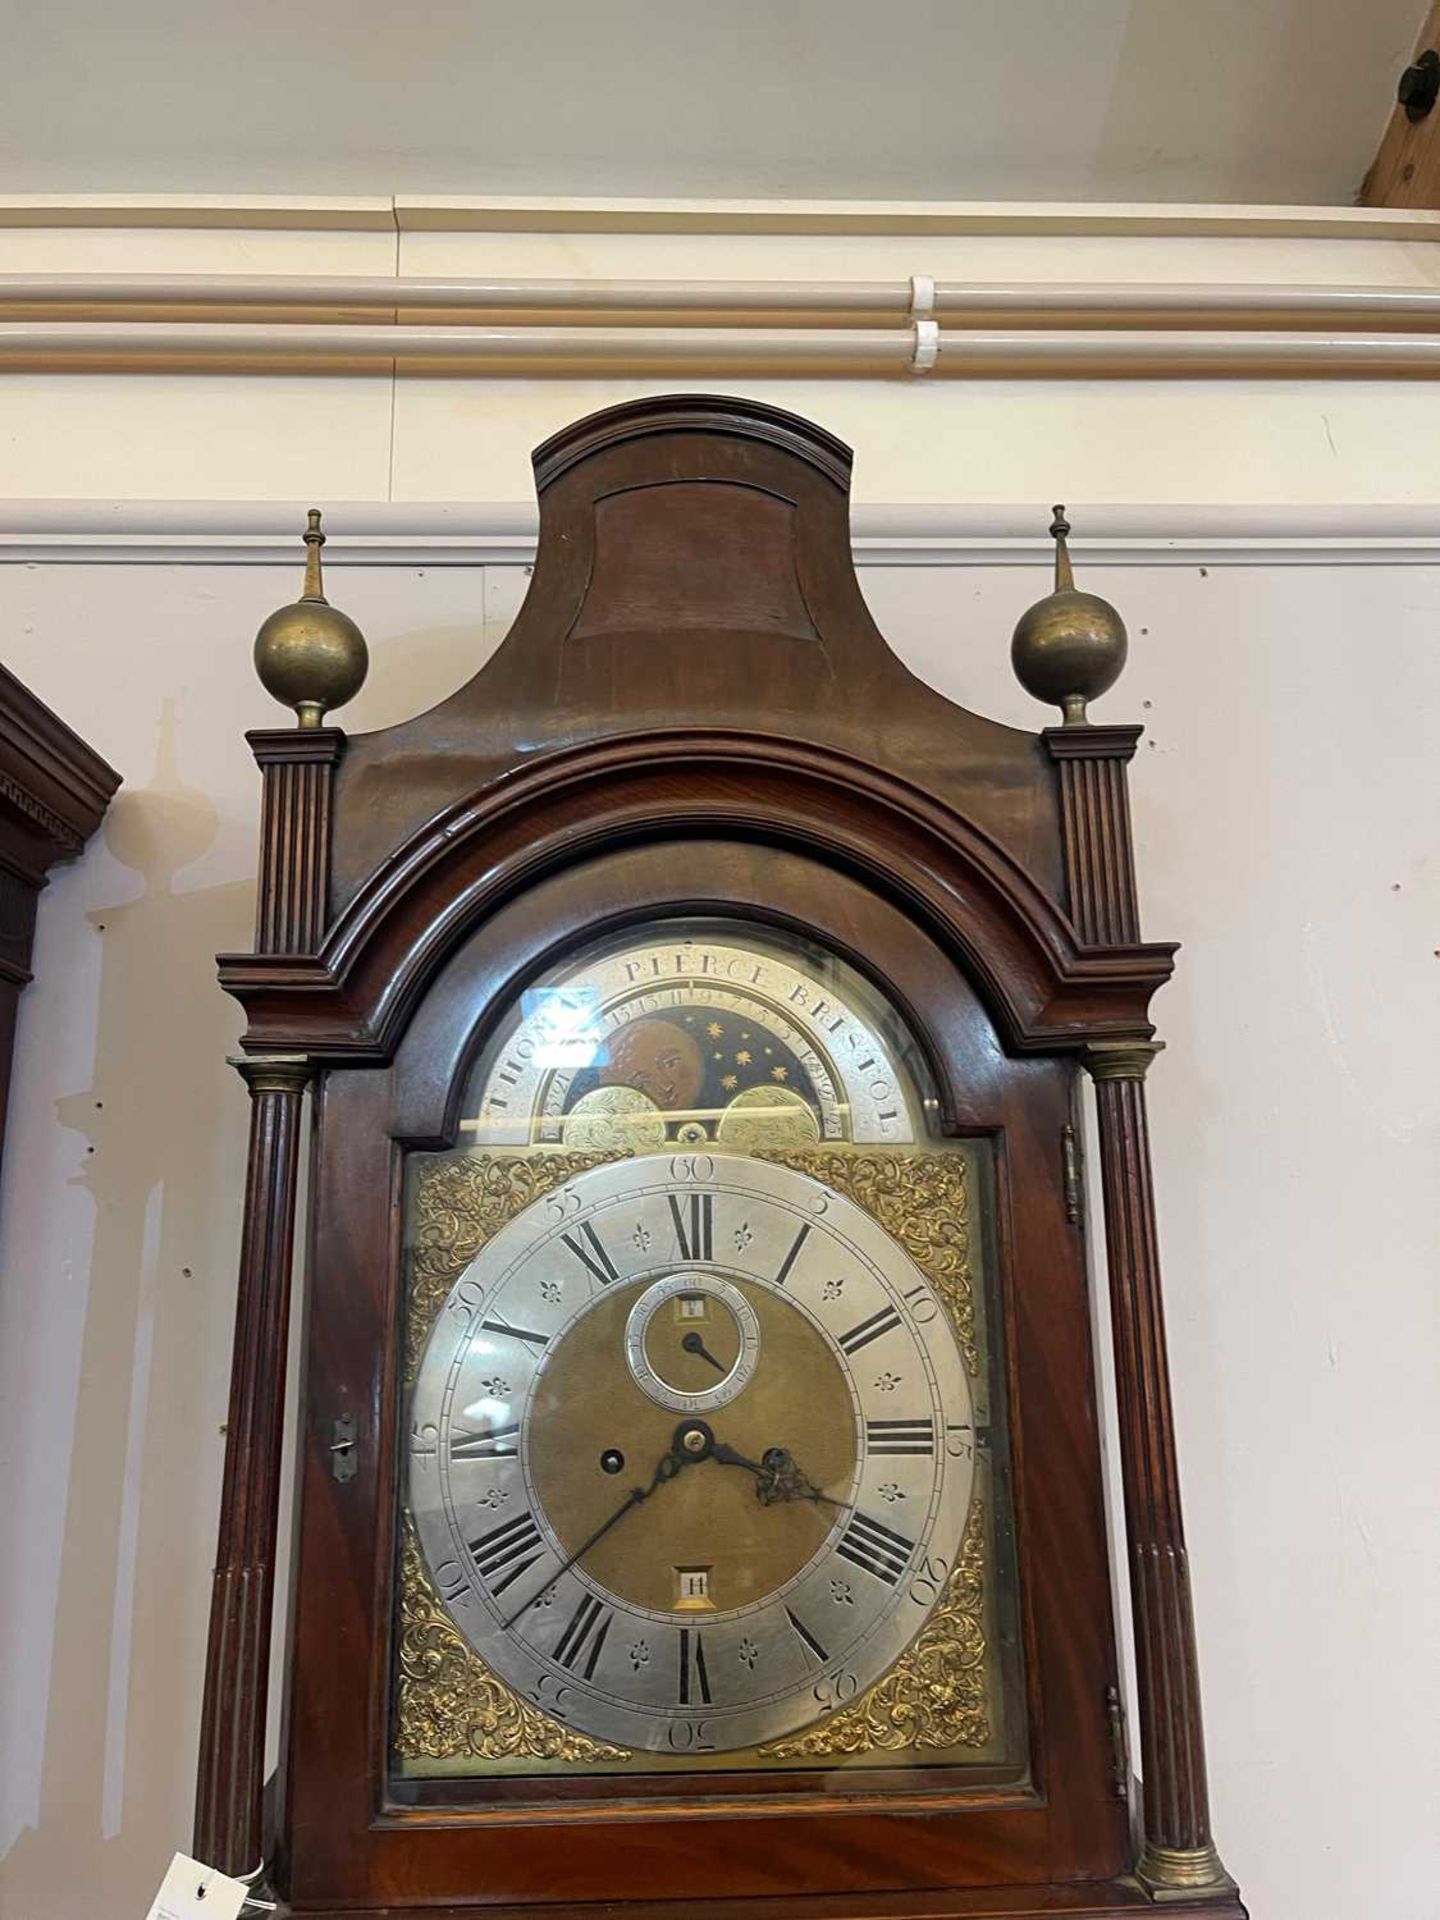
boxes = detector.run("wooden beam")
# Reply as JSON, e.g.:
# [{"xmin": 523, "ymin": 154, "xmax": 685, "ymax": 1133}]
[{"xmin": 1360, "ymin": 3, "xmax": 1440, "ymax": 206}]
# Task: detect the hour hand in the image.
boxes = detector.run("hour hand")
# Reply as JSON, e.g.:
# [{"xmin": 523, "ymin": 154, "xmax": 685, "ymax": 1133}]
[
  {"xmin": 711, "ymin": 1439, "xmax": 847, "ymax": 1512},
  {"xmin": 709, "ymin": 1437, "xmax": 768, "ymax": 1477},
  {"xmin": 681, "ymin": 1330, "xmax": 728, "ymax": 1374}
]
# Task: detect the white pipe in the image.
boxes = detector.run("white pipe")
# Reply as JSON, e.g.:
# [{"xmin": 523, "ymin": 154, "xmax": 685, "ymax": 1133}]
[
  {"xmin": 0, "ymin": 322, "xmax": 916, "ymax": 367},
  {"xmin": 5, "ymin": 501, "xmax": 1440, "ymax": 569},
  {"xmin": 4, "ymin": 320, "xmax": 1440, "ymax": 376},
  {"xmin": 0, "ymin": 274, "xmax": 908, "ymax": 316},
  {"xmin": 6, "ymin": 275, "xmax": 1440, "ymax": 329}
]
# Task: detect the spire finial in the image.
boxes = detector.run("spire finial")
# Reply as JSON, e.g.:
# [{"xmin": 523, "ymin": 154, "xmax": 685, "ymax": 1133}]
[
  {"xmin": 1050, "ymin": 504, "xmax": 1074, "ymax": 592},
  {"xmin": 1010, "ymin": 505, "xmax": 1128, "ymax": 726},
  {"xmin": 300, "ymin": 507, "xmax": 326, "ymax": 603},
  {"xmin": 252, "ymin": 510, "xmax": 369, "ymax": 729}
]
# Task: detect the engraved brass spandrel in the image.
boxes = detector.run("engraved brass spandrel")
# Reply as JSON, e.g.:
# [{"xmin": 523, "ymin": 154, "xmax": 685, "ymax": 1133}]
[
  {"xmin": 395, "ymin": 1519, "xmax": 630, "ymax": 1763},
  {"xmin": 760, "ymin": 1147, "xmax": 980, "ymax": 1378},
  {"xmin": 758, "ymin": 1498, "xmax": 989, "ymax": 1757},
  {"xmin": 404, "ymin": 1149, "xmax": 627, "ymax": 1384}
]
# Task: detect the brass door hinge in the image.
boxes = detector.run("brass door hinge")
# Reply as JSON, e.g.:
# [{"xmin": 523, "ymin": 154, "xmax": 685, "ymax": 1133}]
[
  {"xmin": 1062, "ymin": 1123, "xmax": 1084, "ymax": 1226},
  {"xmin": 1105, "ymin": 1683, "xmax": 1130, "ymax": 1801}
]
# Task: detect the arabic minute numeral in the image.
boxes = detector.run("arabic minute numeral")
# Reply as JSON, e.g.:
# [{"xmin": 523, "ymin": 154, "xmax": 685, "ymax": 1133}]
[
  {"xmin": 903, "ymin": 1281, "xmax": 940, "ymax": 1325},
  {"xmin": 445, "ymin": 1275, "xmax": 485, "ymax": 1324},
  {"xmin": 543, "ymin": 1186, "xmax": 583, "ymax": 1222},
  {"xmin": 812, "ymin": 1668, "xmax": 860, "ymax": 1712},
  {"xmin": 909, "ymin": 1554, "xmax": 950, "ymax": 1606},
  {"xmin": 664, "ymin": 1717, "xmax": 716, "ymax": 1751},
  {"xmin": 669, "ymin": 1153, "xmax": 715, "ymax": 1183}
]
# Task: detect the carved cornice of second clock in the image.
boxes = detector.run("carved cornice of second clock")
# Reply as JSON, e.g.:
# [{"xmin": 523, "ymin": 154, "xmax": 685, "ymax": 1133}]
[{"xmin": 218, "ymin": 730, "xmax": 1175, "ymax": 1064}]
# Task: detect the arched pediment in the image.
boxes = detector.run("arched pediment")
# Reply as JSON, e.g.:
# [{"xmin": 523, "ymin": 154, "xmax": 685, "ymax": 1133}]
[{"xmin": 221, "ymin": 729, "xmax": 1172, "ymax": 1060}]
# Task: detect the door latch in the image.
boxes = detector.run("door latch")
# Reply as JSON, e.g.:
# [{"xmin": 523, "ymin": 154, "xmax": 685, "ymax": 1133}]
[{"xmin": 329, "ymin": 1415, "xmax": 357, "ymax": 1483}]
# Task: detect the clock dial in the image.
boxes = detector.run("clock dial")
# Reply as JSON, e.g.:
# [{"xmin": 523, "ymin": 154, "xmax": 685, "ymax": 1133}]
[{"xmin": 409, "ymin": 1154, "xmax": 974, "ymax": 1754}]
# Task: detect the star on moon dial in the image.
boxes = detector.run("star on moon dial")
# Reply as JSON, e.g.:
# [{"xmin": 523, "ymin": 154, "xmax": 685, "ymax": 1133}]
[{"xmin": 408, "ymin": 1154, "xmax": 975, "ymax": 1754}]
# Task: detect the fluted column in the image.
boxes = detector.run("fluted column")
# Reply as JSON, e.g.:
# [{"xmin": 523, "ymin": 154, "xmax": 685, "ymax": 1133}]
[
  {"xmin": 1085, "ymin": 1040, "xmax": 1234, "ymax": 1902},
  {"xmin": 248, "ymin": 727, "xmax": 343, "ymax": 954},
  {"xmin": 1043, "ymin": 723, "xmax": 1143, "ymax": 945},
  {"xmin": 194, "ymin": 1055, "xmax": 312, "ymax": 1879}
]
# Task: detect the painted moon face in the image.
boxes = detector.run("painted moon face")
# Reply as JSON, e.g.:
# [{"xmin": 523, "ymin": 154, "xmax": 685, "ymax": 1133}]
[{"xmin": 600, "ymin": 1017, "xmax": 704, "ymax": 1110}]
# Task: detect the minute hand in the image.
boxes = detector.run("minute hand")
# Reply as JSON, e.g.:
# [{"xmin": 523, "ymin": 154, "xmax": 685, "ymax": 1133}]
[{"xmin": 501, "ymin": 1445, "xmax": 683, "ymax": 1628}]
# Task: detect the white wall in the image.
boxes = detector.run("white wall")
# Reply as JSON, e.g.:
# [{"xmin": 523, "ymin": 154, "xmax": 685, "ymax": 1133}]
[
  {"xmin": 0, "ymin": 202, "xmax": 1438, "ymax": 1920},
  {"xmin": 0, "ymin": 0, "xmax": 1423, "ymax": 204},
  {"xmin": 0, "ymin": 545, "xmax": 1434, "ymax": 1920}
]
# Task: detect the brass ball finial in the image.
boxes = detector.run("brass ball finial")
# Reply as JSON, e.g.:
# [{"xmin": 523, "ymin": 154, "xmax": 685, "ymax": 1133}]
[
  {"xmin": 1011, "ymin": 504, "xmax": 1127, "ymax": 725},
  {"xmin": 253, "ymin": 509, "xmax": 369, "ymax": 728}
]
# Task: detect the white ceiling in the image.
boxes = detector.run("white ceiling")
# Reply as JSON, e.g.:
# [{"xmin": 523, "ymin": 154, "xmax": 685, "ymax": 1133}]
[{"xmin": 2, "ymin": 0, "xmax": 1427, "ymax": 206}]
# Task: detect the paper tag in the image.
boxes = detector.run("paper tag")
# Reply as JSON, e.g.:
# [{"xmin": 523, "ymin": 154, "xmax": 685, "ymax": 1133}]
[{"xmin": 145, "ymin": 1853, "xmax": 249, "ymax": 1920}]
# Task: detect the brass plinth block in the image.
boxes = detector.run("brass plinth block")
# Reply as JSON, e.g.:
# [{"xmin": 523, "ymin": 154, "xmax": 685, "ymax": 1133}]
[
  {"xmin": 1136, "ymin": 1841, "xmax": 1238, "ymax": 1903},
  {"xmin": 1012, "ymin": 507, "xmax": 1128, "ymax": 725},
  {"xmin": 1084, "ymin": 1039, "xmax": 1165, "ymax": 1083},
  {"xmin": 253, "ymin": 509, "xmax": 369, "ymax": 729}
]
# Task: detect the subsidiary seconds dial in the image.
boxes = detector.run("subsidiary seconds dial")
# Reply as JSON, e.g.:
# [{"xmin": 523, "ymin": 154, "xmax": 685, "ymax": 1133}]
[{"xmin": 408, "ymin": 1153, "xmax": 975, "ymax": 1753}]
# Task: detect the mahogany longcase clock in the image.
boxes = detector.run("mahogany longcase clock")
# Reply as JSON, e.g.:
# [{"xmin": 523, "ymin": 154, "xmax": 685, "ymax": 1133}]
[{"xmin": 196, "ymin": 396, "xmax": 1246, "ymax": 1920}]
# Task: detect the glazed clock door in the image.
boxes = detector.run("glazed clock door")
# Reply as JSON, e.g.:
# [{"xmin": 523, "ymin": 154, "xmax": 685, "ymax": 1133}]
[
  {"xmin": 397, "ymin": 919, "xmax": 1024, "ymax": 1783},
  {"xmin": 281, "ymin": 843, "xmax": 1126, "ymax": 1912}
]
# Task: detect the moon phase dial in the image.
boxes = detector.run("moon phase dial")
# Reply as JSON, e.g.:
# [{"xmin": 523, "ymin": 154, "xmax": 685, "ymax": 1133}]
[{"xmin": 624, "ymin": 1274, "xmax": 760, "ymax": 1414}]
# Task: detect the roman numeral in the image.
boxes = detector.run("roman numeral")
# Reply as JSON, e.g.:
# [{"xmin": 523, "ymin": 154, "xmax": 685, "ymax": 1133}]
[
  {"xmin": 450, "ymin": 1420, "xmax": 520, "ymax": 1460},
  {"xmin": 669, "ymin": 1192, "xmax": 713, "ymax": 1263},
  {"xmin": 468, "ymin": 1511, "xmax": 546, "ymax": 1595},
  {"xmin": 677, "ymin": 1627, "xmax": 711, "ymax": 1705},
  {"xmin": 835, "ymin": 1511, "xmax": 916, "ymax": 1587},
  {"xmin": 784, "ymin": 1605, "xmax": 828, "ymax": 1666},
  {"xmin": 560, "ymin": 1220, "xmax": 619, "ymax": 1287},
  {"xmin": 773, "ymin": 1222, "xmax": 811, "ymax": 1285},
  {"xmin": 864, "ymin": 1417, "xmax": 934, "ymax": 1456},
  {"xmin": 838, "ymin": 1304, "xmax": 902, "ymax": 1355},
  {"xmin": 553, "ymin": 1594, "xmax": 613, "ymax": 1679},
  {"xmin": 480, "ymin": 1314, "xmax": 549, "ymax": 1351}
]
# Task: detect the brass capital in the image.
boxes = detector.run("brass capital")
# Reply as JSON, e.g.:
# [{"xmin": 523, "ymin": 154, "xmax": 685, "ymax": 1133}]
[
  {"xmin": 229, "ymin": 1053, "xmax": 313, "ymax": 1096},
  {"xmin": 1136, "ymin": 1840, "xmax": 1237, "ymax": 1902},
  {"xmin": 1084, "ymin": 1039, "xmax": 1164, "ymax": 1083}
]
